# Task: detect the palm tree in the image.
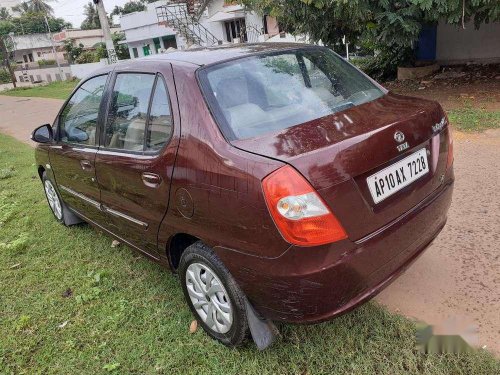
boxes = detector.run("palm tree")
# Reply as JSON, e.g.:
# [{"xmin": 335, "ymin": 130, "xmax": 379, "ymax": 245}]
[{"xmin": 12, "ymin": 0, "xmax": 54, "ymax": 16}]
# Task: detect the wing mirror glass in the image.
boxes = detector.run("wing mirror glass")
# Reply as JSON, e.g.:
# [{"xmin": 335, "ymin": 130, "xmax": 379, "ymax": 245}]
[{"xmin": 31, "ymin": 124, "xmax": 53, "ymax": 143}]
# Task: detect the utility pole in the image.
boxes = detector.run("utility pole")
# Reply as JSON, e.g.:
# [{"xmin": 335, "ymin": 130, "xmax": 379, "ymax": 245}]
[
  {"xmin": 93, "ymin": 0, "xmax": 118, "ymax": 64},
  {"xmin": 342, "ymin": 35, "xmax": 349, "ymax": 61},
  {"xmin": 0, "ymin": 37, "xmax": 17, "ymax": 88},
  {"xmin": 43, "ymin": 14, "xmax": 65, "ymax": 80}
]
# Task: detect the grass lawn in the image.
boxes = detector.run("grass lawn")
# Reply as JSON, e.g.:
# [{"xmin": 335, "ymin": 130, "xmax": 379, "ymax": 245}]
[
  {"xmin": 447, "ymin": 106, "xmax": 500, "ymax": 132},
  {"xmin": 0, "ymin": 134, "xmax": 498, "ymax": 374},
  {"xmin": 0, "ymin": 80, "xmax": 78, "ymax": 100}
]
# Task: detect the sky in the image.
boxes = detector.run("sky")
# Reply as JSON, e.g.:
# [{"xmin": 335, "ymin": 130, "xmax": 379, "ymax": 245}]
[{"xmin": 52, "ymin": 0, "xmax": 131, "ymax": 28}]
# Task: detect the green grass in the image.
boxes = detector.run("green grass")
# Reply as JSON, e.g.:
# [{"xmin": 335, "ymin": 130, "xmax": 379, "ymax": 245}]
[
  {"xmin": 0, "ymin": 134, "xmax": 498, "ymax": 374},
  {"xmin": 0, "ymin": 80, "xmax": 78, "ymax": 100},
  {"xmin": 447, "ymin": 105, "xmax": 500, "ymax": 132}
]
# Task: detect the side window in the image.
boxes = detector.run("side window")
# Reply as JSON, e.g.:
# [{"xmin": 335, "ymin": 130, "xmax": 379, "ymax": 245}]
[
  {"xmin": 105, "ymin": 73, "xmax": 155, "ymax": 151},
  {"xmin": 146, "ymin": 78, "xmax": 173, "ymax": 152},
  {"xmin": 59, "ymin": 75, "xmax": 107, "ymax": 145}
]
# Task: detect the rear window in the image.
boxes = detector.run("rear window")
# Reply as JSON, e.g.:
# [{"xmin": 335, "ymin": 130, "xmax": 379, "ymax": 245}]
[{"xmin": 199, "ymin": 47, "xmax": 384, "ymax": 140}]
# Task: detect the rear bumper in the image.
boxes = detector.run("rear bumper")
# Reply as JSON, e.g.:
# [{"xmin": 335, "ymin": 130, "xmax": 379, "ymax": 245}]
[{"xmin": 215, "ymin": 177, "xmax": 454, "ymax": 323}]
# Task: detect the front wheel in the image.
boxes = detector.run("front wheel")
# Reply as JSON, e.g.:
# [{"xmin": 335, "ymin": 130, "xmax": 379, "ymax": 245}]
[
  {"xmin": 43, "ymin": 173, "xmax": 64, "ymax": 223},
  {"xmin": 178, "ymin": 242, "xmax": 249, "ymax": 347}
]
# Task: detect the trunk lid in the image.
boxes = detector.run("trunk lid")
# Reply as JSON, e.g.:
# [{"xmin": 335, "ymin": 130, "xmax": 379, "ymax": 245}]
[{"xmin": 232, "ymin": 93, "xmax": 451, "ymax": 241}]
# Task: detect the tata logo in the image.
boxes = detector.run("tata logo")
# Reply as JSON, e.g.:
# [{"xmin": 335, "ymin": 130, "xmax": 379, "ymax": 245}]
[
  {"xmin": 432, "ymin": 117, "xmax": 447, "ymax": 133},
  {"xmin": 394, "ymin": 131, "xmax": 405, "ymax": 143}
]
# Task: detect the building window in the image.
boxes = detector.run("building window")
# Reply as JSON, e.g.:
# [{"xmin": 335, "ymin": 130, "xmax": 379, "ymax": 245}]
[
  {"xmin": 142, "ymin": 44, "xmax": 151, "ymax": 56},
  {"xmin": 153, "ymin": 37, "xmax": 161, "ymax": 53},
  {"xmin": 161, "ymin": 35, "xmax": 177, "ymax": 49},
  {"xmin": 132, "ymin": 47, "xmax": 139, "ymax": 58},
  {"xmin": 224, "ymin": 18, "xmax": 247, "ymax": 42},
  {"xmin": 37, "ymin": 52, "xmax": 42, "ymax": 57}
]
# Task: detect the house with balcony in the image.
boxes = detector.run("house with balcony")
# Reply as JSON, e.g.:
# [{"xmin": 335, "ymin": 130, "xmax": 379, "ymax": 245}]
[
  {"xmin": 120, "ymin": 1, "xmax": 186, "ymax": 59},
  {"xmin": 11, "ymin": 33, "xmax": 66, "ymax": 67},
  {"xmin": 156, "ymin": 0, "xmax": 280, "ymax": 46},
  {"xmin": 120, "ymin": 0, "xmax": 281, "ymax": 59},
  {"xmin": 9, "ymin": 33, "xmax": 71, "ymax": 83}
]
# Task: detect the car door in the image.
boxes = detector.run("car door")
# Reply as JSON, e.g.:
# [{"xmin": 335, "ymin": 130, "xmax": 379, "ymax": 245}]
[
  {"xmin": 94, "ymin": 66, "xmax": 180, "ymax": 258},
  {"xmin": 49, "ymin": 74, "xmax": 110, "ymax": 222}
]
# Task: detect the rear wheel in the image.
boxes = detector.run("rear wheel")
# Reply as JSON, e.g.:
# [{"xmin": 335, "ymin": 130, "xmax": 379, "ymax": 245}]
[{"xmin": 179, "ymin": 242, "xmax": 248, "ymax": 347}]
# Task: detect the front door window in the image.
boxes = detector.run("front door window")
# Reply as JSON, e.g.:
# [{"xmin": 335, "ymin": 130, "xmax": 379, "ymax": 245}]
[{"xmin": 59, "ymin": 74, "xmax": 108, "ymax": 146}]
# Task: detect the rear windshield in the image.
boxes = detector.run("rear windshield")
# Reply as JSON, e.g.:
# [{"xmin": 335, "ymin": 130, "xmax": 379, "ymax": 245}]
[{"xmin": 199, "ymin": 47, "xmax": 384, "ymax": 140}]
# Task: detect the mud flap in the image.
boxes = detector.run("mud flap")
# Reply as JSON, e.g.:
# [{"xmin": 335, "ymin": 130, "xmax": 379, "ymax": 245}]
[
  {"xmin": 245, "ymin": 299, "xmax": 277, "ymax": 350},
  {"xmin": 63, "ymin": 206, "xmax": 84, "ymax": 226}
]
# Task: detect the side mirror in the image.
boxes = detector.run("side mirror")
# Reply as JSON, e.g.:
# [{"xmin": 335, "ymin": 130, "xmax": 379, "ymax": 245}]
[
  {"xmin": 31, "ymin": 124, "xmax": 53, "ymax": 143},
  {"xmin": 67, "ymin": 127, "xmax": 89, "ymax": 143}
]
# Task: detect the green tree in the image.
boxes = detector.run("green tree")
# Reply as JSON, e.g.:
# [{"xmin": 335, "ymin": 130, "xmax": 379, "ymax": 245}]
[
  {"xmin": 63, "ymin": 39, "xmax": 85, "ymax": 63},
  {"xmin": 0, "ymin": 7, "xmax": 11, "ymax": 21},
  {"xmin": 93, "ymin": 32, "xmax": 131, "ymax": 61},
  {"xmin": 13, "ymin": 12, "xmax": 70, "ymax": 34},
  {"xmin": 12, "ymin": 0, "xmax": 54, "ymax": 16},
  {"xmin": 241, "ymin": 0, "xmax": 500, "ymax": 79},
  {"xmin": 81, "ymin": 2, "xmax": 101, "ymax": 30},
  {"xmin": 111, "ymin": 1, "xmax": 146, "ymax": 17}
]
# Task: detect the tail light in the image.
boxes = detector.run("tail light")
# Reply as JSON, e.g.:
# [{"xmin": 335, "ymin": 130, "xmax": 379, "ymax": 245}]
[
  {"xmin": 262, "ymin": 165, "xmax": 347, "ymax": 247},
  {"xmin": 446, "ymin": 117, "xmax": 454, "ymax": 170}
]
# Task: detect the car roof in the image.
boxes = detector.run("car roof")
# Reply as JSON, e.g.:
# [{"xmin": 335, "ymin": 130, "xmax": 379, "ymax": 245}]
[
  {"xmin": 136, "ymin": 42, "xmax": 321, "ymax": 67},
  {"xmin": 86, "ymin": 43, "xmax": 323, "ymax": 78}
]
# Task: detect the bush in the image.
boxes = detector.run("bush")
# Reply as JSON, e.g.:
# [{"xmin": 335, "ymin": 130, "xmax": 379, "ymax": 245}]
[
  {"xmin": 37, "ymin": 59, "xmax": 56, "ymax": 67},
  {"xmin": 0, "ymin": 69, "xmax": 11, "ymax": 84},
  {"xmin": 75, "ymin": 51, "xmax": 99, "ymax": 64}
]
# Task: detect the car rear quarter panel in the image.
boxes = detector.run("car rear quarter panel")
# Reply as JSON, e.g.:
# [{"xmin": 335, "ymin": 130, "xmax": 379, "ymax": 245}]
[{"xmin": 157, "ymin": 63, "xmax": 290, "ymax": 260}]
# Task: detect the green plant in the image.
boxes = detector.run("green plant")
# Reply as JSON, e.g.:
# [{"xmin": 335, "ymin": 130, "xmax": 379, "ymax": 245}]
[
  {"xmin": 241, "ymin": 0, "xmax": 500, "ymax": 79},
  {"xmin": 37, "ymin": 59, "xmax": 56, "ymax": 67},
  {"xmin": 0, "ymin": 68, "xmax": 11, "ymax": 84},
  {"xmin": 75, "ymin": 50, "xmax": 99, "ymax": 64}
]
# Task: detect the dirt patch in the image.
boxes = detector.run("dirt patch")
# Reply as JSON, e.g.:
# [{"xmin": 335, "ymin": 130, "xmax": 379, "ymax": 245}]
[
  {"xmin": 377, "ymin": 129, "xmax": 500, "ymax": 356},
  {"xmin": 385, "ymin": 64, "xmax": 500, "ymax": 112}
]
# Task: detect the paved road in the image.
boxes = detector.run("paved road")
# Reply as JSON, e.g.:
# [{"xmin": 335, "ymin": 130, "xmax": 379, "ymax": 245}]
[{"xmin": 1, "ymin": 95, "xmax": 499, "ymax": 355}]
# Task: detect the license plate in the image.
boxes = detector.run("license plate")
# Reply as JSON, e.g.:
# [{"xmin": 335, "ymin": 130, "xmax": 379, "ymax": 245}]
[{"xmin": 367, "ymin": 148, "xmax": 429, "ymax": 204}]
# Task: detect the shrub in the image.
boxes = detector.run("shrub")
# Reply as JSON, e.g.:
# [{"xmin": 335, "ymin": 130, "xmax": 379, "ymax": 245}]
[
  {"xmin": 0, "ymin": 69, "xmax": 11, "ymax": 84},
  {"xmin": 75, "ymin": 51, "xmax": 99, "ymax": 64},
  {"xmin": 37, "ymin": 59, "xmax": 56, "ymax": 67}
]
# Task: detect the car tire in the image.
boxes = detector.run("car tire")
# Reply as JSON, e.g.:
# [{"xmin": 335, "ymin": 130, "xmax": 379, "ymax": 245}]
[
  {"xmin": 179, "ymin": 241, "xmax": 249, "ymax": 347},
  {"xmin": 42, "ymin": 172, "xmax": 83, "ymax": 226}
]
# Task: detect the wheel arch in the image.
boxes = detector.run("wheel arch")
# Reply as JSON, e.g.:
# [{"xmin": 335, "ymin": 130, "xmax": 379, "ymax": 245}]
[
  {"xmin": 167, "ymin": 233, "xmax": 200, "ymax": 270},
  {"xmin": 37, "ymin": 165, "xmax": 46, "ymax": 180}
]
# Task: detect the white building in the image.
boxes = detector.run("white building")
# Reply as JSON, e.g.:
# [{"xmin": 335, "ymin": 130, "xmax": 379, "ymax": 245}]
[
  {"xmin": 10, "ymin": 33, "xmax": 66, "ymax": 66},
  {"xmin": 120, "ymin": 1, "xmax": 185, "ymax": 59},
  {"xmin": 202, "ymin": 0, "xmax": 279, "ymax": 43},
  {"xmin": 120, "ymin": 0, "xmax": 281, "ymax": 59}
]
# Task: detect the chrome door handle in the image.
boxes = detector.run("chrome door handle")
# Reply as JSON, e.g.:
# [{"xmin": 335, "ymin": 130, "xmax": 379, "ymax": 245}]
[
  {"xmin": 80, "ymin": 160, "xmax": 93, "ymax": 171},
  {"xmin": 142, "ymin": 172, "xmax": 162, "ymax": 188}
]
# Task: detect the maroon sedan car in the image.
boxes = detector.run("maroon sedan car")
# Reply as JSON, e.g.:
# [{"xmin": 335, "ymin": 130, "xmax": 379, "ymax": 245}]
[{"xmin": 32, "ymin": 43, "xmax": 454, "ymax": 348}]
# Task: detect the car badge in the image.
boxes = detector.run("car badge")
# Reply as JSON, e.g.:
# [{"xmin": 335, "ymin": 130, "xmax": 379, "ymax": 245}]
[
  {"xmin": 394, "ymin": 131, "xmax": 405, "ymax": 143},
  {"xmin": 432, "ymin": 117, "xmax": 446, "ymax": 133}
]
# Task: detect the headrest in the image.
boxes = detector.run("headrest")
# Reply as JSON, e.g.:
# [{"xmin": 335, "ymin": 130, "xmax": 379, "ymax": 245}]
[{"xmin": 215, "ymin": 77, "xmax": 249, "ymax": 108}]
